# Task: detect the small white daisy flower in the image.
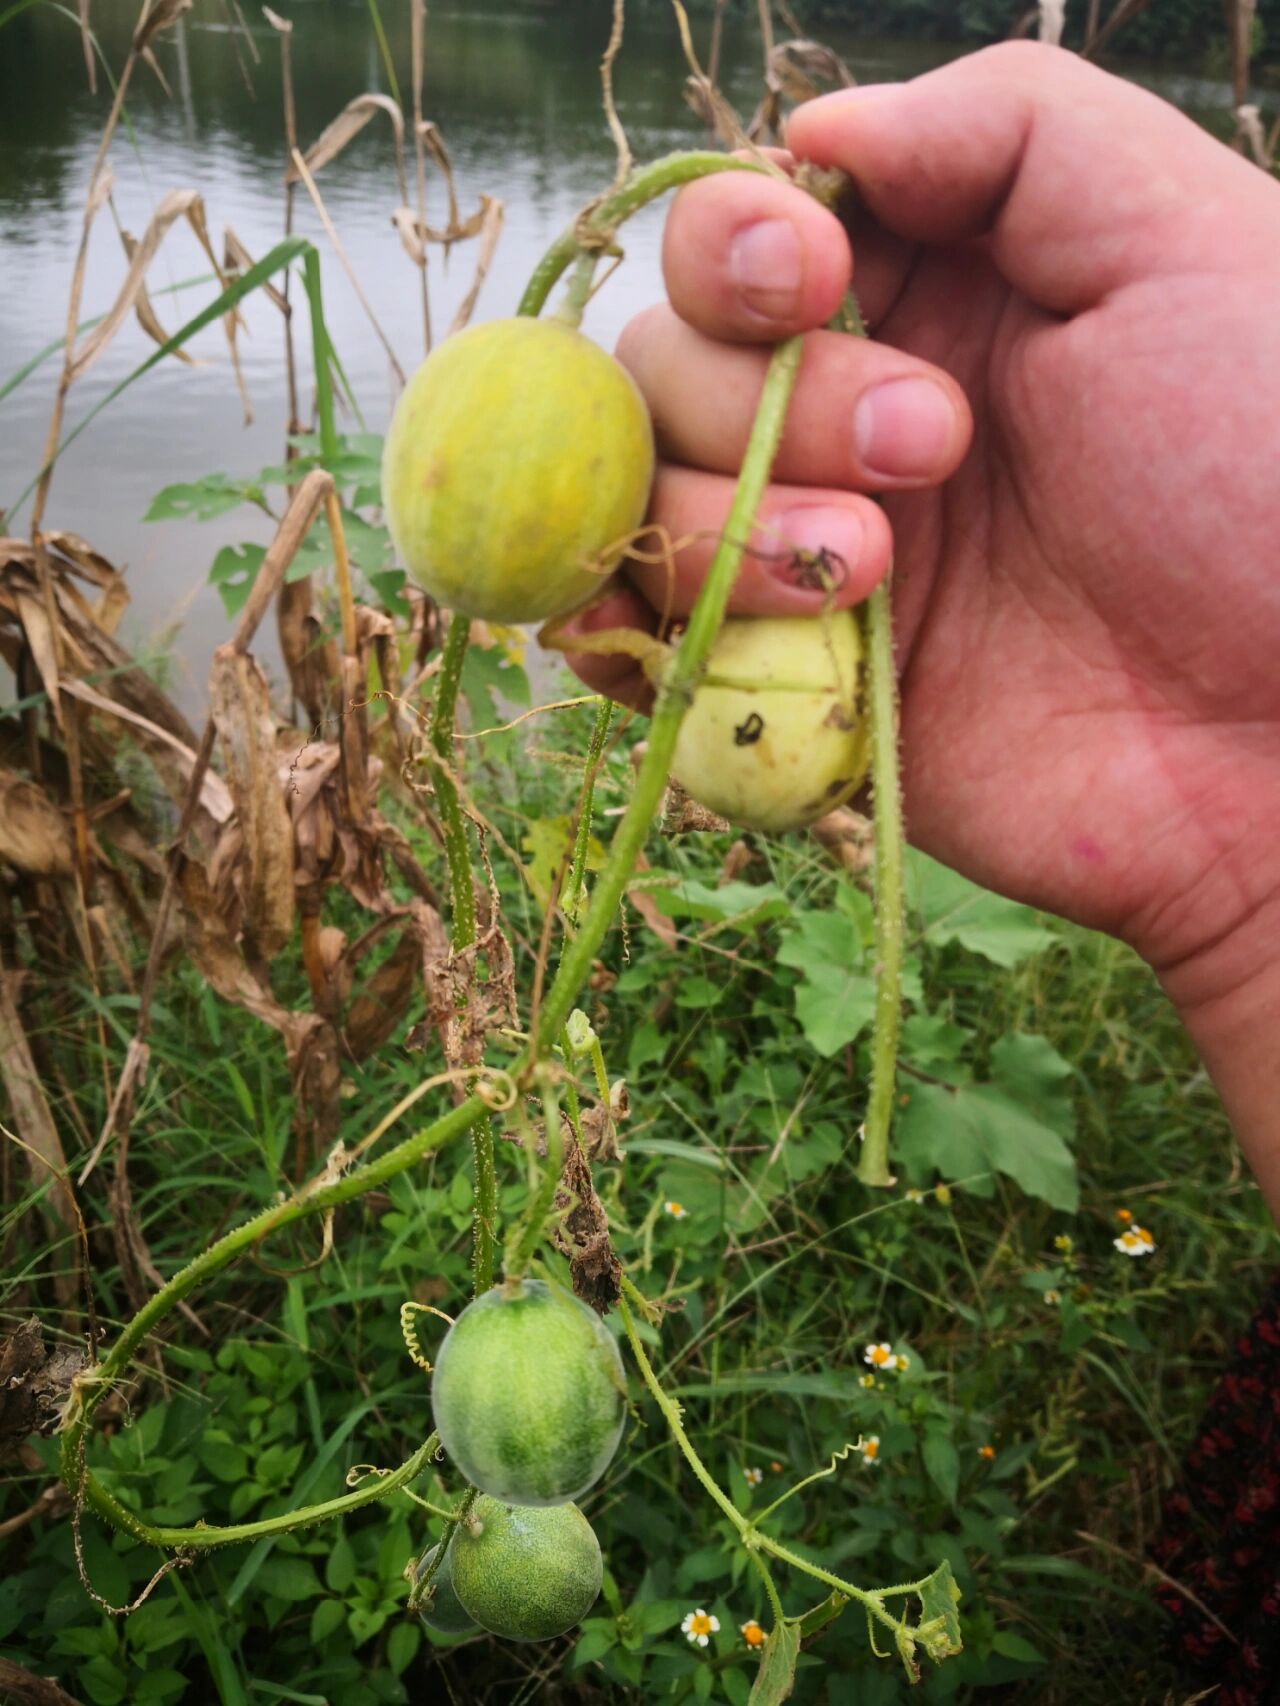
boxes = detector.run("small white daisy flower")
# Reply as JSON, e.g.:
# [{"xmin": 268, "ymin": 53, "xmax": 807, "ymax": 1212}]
[
  {"xmin": 864, "ymin": 1342, "xmax": 895, "ymax": 1369},
  {"xmin": 1115, "ymin": 1226, "xmax": 1156, "ymax": 1257},
  {"xmin": 681, "ymin": 1608, "xmax": 720, "ymax": 1647},
  {"xmin": 861, "ymin": 1435, "xmax": 881, "ymax": 1466},
  {"xmin": 743, "ymin": 1465, "xmax": 763, "ymax": 1486},
  {"xmin": 664, "ymin": 1200, "xmax": 688, "ymax": 1220},
  {"xmin": 904, "ymin": 1188, "xmax": 925, "ymax": 1203},
  {"xmin": 1044, "ymin": 1288, "xmax": 1062, "ymax": 1306}
]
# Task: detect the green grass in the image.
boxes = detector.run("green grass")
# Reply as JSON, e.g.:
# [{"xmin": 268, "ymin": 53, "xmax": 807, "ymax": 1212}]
[{"xmin": 2, "ymin": 698, "xmax": 1273, "ymax": 1706}]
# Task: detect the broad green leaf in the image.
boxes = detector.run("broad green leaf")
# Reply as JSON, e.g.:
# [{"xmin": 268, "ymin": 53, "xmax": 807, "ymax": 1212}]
[
  {"xmin": 922, "ymin": 1426, "xmax": 960, "ymax": 1505},
  {"xmin": 895, "ymin": 1073, "xmax": 1079, "ymax": 1211},
  {"xmin": 748, "ymin": 1620, "xmax": 799, "ymax": 1704},
  {"xmin": 777, "ymin": 912, "xmax": 875, "ymax": 1056},
  {"xmin": 908, "ymin": 852, "xmax": 1058, "ymax": 967},
  {"xmin": 146, "ymin": 474, "xmax": 260, "ymax": 522},
  {"xmin": 989, "ymin": 1032, "xmax": 1076, "ymax": 1138},
  {"xmin": 255, "ymin": 1556, "xmax": 323, "ymax": 1602}
]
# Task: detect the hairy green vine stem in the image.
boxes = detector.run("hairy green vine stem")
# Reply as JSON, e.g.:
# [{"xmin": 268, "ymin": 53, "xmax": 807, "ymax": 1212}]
[
  {"xmin": 517, "ymin": 151, "xmax": 770, "ymax": 319},
  {"xmin": 531, "ymin": 334, "xmax": 804, "ymax": 1054},
  {"xmin": 59, "ymin": 1094, "xmax": 486, "ymax": 1528},
  {"xmin": 858, "ymin": 576, "xmax": 904, "ymax": 1188},
  {"xmin": 831, "ymin": 286, "xmax": 906, "ymax": 1190},
  {"xmin": 429, "ymin": 611, "xmax": 497, "ymax": 1292},
  {"xmin": 619, "ymin": 1288, "xmax": 935, "ymax": 1640}
]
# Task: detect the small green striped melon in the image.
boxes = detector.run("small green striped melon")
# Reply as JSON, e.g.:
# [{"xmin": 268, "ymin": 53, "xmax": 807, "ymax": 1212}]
[
  {"xmin": 431, "ymin": 1277, "xmax": 626, "ymax": 1506},
  {"xmin": 450, "ymin": 1496, "xmax": 602, "ymax": 1643},
  {"xmin": 413, "ymin": 1541, "xmax": 477, "ymax": 1636}
]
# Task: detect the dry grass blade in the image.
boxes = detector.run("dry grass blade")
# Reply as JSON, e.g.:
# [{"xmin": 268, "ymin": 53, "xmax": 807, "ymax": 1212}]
[
  {"xmin": 0, "ymin": 973, "xmax": 79, "ymax": 1303},
  {"xmin": 601, "ymin": 0, "xmax": 632, "ymax": 194},
  {"xmin": 118, "ymin": 227, "xmax": 197, "ymax": 367},
  {"xmin": 289, "ymin": 147, "xmax": 406, "ymax": 385},
  {"xmin": 209, "ymin": 650, "xmax": 295, "ymax": 961},
  {"xmin": 673, "ymin": 1, "xmax": 753, "ymax": 151},
  {"xmin": 61, "ymin": 679, "xmax": 234, "ymax": 824},
  {"xmin": 132, "ymin": 0, "xmax": 192, "ymax": 54},
  {"xmin": 69, "ymin": 191, "xmax": 230, "ymax": 382},
  {"xmin": 447, "ymin": 196, "xmax": 505, "ymax": 336},
  {"xmin": 290, "ymin": 94, "xmax": 409, "ymax": 205},
  {"xmin": 224, "ymin": 227, "xmax": 288, "ymax": 314},
  {"xmin": 77, "ymin": 0, "xmax": 96, "ymax": 93}
]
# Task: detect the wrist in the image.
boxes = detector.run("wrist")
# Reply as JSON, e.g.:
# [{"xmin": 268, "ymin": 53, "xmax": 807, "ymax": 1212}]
[{"xmin": 1149, "ymin": 888, "xmax": 1280, "ymax": 1224}]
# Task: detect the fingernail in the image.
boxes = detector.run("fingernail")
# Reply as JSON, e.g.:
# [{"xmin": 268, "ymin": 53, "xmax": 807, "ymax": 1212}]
[
  {"xmin": 729, "ymin": 219, "xmax": 803, "ymax": 321},
  {"xmin": 854, "ymin": 378, "xmax": 956, "ymax": 481},
  {"xmin": 761, "ymin": 506, "xmax": 864, "ymax": 589}
]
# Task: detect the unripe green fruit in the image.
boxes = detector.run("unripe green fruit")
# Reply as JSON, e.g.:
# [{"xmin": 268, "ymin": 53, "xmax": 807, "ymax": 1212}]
[
  {"xmin": 431, "ymin": 1278, "xmax": 626, "ymax": 1506},
  {"xmin": 381, "ymin": 316, "xmax": 655, "ymax": 624},
  {"xmin": 414, "ymin": 1541, "xmax": 478, "ymax": 1636},
  {"xmin": 450, "ymin": 1496, "xmax": 602, "ymax": 1643},
  {"xmin": 671, "ymin": 612, "xmax": 869, "ymax": 832}
]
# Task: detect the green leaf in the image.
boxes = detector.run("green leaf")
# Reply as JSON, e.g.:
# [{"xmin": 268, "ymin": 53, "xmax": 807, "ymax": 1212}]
[
  {"xmin": 922, "ymin": 1426, "xmax": 960, "ymax": 1505},
  {"xmin": 461, "ymin": 641, "xmax": 530, "ymax": 734},
  {"xmin": 777, "ymin": 912, "xmax": 875, "ymax": 1056},
  {"xmin": 895, "ymin": 1075, "xmax": 1079, "ymax": 1211},
  {"xmin": 256, "ymin": 1556, "xmax": 323, "ymax": 1602},
  {"xmin": 79, "ymin": 1657, "xmax": 127, "ymax": 1706},
  {"xmin": 522, "ymin": 814, "xmax": 606, "ymax": 908},
  {"xmin": 326, "ymin": 1534, "xmax": 358, "ymax": 1595},
  {"xmin": 146, "ymin": 474, "xmax": 259, "ymax": 522},
  {"xmin": 908, "ymin": 853, "xmax": 1058, "ymax": 967},
  {"xmin": 208, "ymin": 544, "xmax": 266, "ymax": 620},
  {"xmin": 347, "ymin": 1604, "xmax": 388, "ymax": 1645},
  {"xmin": 652, "ymin": 878, "xmax": 790, "ymax": 925},
  {"xmin": 386, "ymin": 1620, "xmax": 421, "ymax": 1676},
  {"xmin": 989, "ymin": 1033, "xmax": 1076, "ymax": 1138},
  {"xmin": 748, "ymin": 1621, "xmax": 799, "ymax": 1704},
  {"xmin": 991, "ymin": 1630, "xmax": 1045, "ymax": 1662},
  {"xmin": 915, "ymin": 1558, "xmax": 963, "ymax": 1663},
  {"xmin": 310, "ymin": 1597, "xmax": 346, "ymax": 1642}
]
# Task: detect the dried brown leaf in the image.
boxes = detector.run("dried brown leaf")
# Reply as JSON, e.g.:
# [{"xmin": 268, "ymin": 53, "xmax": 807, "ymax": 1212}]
[
  {"xmin": 62, "ymin": 678, "xmax": 233, "ymax": 824},
  {"xmin": 290, "ymin": 93, "xmax": 405, "ymax": 184},
  {"xmin": 0, "ymin": 972, "xmax": 79, "ymax": 1282},
  {"xmin": 553, "ymin": 1140, "xmax": 621, "ymax": 1314},
  {"xmin": 133, "ymin": 0, "xmax": 193, "ymax": 55},
  {"xmin": 119, "ymin": 227, "xmax": 197, "ymax": 366},
  {"xmin": 345, "ymin": 927, "xmax": 419, "ymax": 1060},
  {"xmin": 0, "ymin": 1319, "xmax": 89, "ymax": 1446},
  {"xmin": 0, "ymin": 772, "xmax": 73, "ymax": 878},
  {"xmin": 209, "ymin": 647, "xmax": 295, "ymax": 959}
]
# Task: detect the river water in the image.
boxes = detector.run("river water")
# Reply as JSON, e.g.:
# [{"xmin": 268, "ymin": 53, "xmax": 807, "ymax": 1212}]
[{"xmin": 0, "ymin": 2, "xmax": 1255, "ymax": 707}]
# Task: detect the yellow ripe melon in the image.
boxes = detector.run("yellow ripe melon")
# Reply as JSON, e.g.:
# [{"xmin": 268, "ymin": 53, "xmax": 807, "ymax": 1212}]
[
  {"xmin": 381, "ymin": 317, "xmax": 655, "ymax": 624},
  {"xmin": 671, "ymin": 613, "xmax": 868, "ymax": 833}
]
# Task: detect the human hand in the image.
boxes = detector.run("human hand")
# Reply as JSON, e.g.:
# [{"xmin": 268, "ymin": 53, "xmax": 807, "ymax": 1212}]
[{"xmin": 565, "ymin": 45, "xmax": 1280, "ymax": 1192}]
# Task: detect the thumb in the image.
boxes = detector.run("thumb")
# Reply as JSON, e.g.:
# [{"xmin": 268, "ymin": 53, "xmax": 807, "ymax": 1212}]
[{"xmin": 786, "ymin": 42, "xmax": 1274, "ymax": 314}]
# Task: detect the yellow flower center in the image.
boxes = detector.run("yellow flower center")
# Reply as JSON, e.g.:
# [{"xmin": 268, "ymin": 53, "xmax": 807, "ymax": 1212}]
[
  {"xmin": 742, "ymin": 1621, "xmax": 765, "ymax": 1647},
  {"xmin": 864, "ymin": 1439, "xmax": 879, "ymax": 1459},
  {"xmin": 689, "ymin": 1613, "xmax": 713, "ymax": 1637},
  {"xmin": 869, "ymin": 1346, "xmax": 891, "ymax": 1366}
]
